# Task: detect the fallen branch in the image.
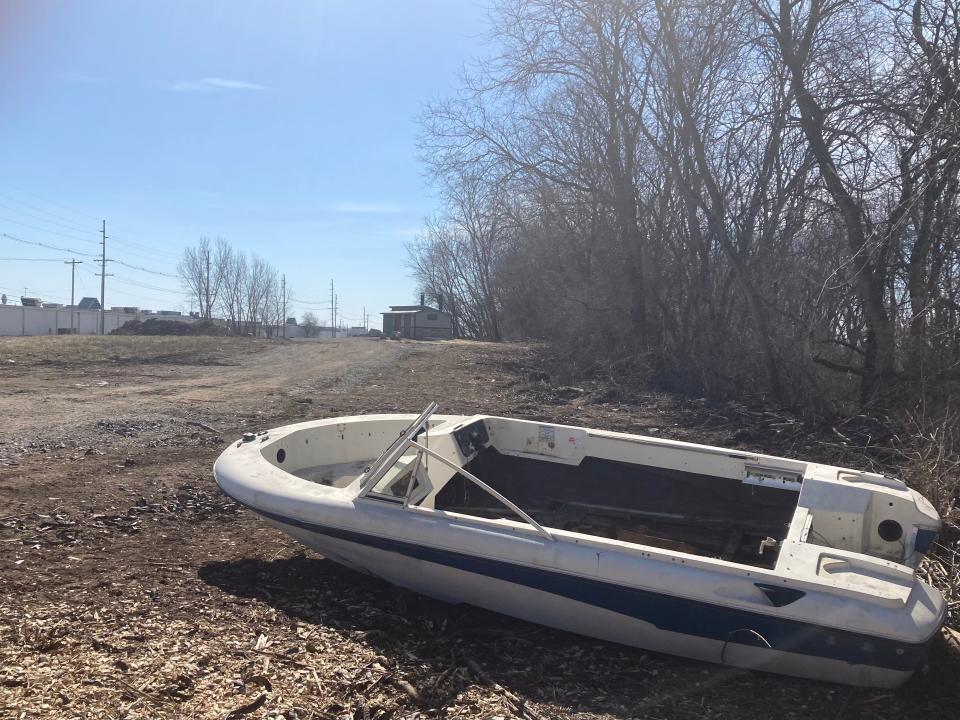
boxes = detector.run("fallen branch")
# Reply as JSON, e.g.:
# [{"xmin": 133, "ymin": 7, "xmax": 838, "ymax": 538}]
[
  {"xmin": 117, "ymin": 679, "xmax": 166, "ymax": 708},
  {"xmin": 224, "ymin": 692, "xmax": 266, "ymax": 719},
  {"xmin": 182, "ymin": 419, "xmax": 219, "ymax": 433}
]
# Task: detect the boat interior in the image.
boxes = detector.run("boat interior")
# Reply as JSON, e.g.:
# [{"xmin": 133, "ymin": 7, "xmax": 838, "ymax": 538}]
[
  {"xmin": 435, "ymin": 447, "xmax": 797, "ymax": 569},
  {"xmin": 269, "ymin": 410, "xmax": 805, "ymax": 570}
]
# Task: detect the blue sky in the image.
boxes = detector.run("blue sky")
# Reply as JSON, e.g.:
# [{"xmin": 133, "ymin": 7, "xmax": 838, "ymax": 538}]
[{"xmin": 0, "ymin": 0, "xmax": 489, "ymax": 325}]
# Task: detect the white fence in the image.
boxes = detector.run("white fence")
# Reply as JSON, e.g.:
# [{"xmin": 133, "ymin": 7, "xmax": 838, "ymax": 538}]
[
  {"xmin": 0, "ymin": 305, "xmax": 183, "ymax": 336},
  {"xmin": 0, "ymin": 305, "xmax": 365, "ymax": 338}
]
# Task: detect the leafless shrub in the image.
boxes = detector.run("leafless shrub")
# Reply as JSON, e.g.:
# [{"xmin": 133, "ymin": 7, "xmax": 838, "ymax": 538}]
[{"xmin": 892, "ymin": 404, "xmax": 960, "ymax": 526}]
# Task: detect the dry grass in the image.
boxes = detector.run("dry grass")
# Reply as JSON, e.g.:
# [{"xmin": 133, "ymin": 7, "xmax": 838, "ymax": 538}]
[
  {"xmin": 893, "ymin": 408, "xmax": 960, "ymax": 524},
  {"xmin": 889, "ymin": 406, "xmax": 960, "ymax": 628},
  {"xmin": 0, "ymin": 335, "xmax": 272, "ymax": 367}
]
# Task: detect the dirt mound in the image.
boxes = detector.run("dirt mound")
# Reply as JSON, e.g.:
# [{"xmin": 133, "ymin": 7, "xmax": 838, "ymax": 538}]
[{"xmin": 112, "ymin": 318, "xmax": 230, "ymax": 336}]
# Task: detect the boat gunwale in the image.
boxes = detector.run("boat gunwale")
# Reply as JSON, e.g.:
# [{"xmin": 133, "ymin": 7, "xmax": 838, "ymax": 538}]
[{"xmin": 237, "ymin": 414, "xmax": 920, "ymax": 591}]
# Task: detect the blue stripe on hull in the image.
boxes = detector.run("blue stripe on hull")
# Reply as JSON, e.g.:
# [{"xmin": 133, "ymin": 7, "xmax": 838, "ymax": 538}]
[{"xmin": 234, "ymin": 499, "xmax": 930, "ymax": 672}]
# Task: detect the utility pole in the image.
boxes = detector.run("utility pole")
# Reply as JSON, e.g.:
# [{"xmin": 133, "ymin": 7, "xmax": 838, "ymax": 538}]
[
  {"xmin": 98, "ymin": 220, "xmax": 109, "ymax": 334},
  {"xmin": 281, "ymin": 274, "xmax": 287, "ymax": 338},
  {"xmin": 330, "ymin": 279, "xmax": 336, "ymax": 338},
  {"xmin": 64, "ymin": 259, "xmax": 82, "ymax": 334},
  {"xmin": 362, "ymin": 305, "xmax": 366, "ymax": 332}
]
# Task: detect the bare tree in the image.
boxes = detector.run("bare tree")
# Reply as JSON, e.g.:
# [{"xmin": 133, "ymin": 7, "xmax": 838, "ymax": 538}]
[
  {"xmin": 218, "ymin": 249, "xmax": 248, "ymax": 334},
  {"xmin": 178, "ymin": 236, "xmax": 229, "ymax": 319},
  {"xmin": 301, "ymin": 311, "xmax": 319, "ymax": 338},
  {"xmin": 408, "ymin": 171, "xmax": 512, "ymax": 340}
]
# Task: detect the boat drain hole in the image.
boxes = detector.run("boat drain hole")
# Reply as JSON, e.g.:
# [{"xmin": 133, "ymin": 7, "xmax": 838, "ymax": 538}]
[
  {"xmin": 276, "ymin": 448, "xmax": 286, "ymax": 464},
  {"xmin": 878, "ymin": 519, "xmax": 902, "ymax": 542}
]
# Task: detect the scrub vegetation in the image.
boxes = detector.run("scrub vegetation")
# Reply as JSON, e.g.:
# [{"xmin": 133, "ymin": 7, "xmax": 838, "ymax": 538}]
[{"xmin": 414, "ymin": 0, "xmax": 960, "ymax": 410}]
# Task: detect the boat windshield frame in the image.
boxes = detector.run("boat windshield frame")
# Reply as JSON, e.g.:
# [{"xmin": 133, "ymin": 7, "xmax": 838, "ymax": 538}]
[
  {"xmin": 357, "ymin": 402, "xmax": 439, "ymax": 494},
  {"xmin": 357, "ymin": 403, "xmax": 554, "ymax": 541},
  {"xmin": 404, "ymin": 439, "xmax": 554, "ymax": 541}
]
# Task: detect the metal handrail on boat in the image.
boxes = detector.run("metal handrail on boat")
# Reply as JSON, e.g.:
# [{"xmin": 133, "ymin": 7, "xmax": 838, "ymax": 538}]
[
  {"xmin": 359, "ymin": 401, "xmax": 439, "ymax": 492},
  {"xmin": 358, "ymin": 402, "xmax": 553, "ymax": 541},
  {"xmin": 408, "ymin": 440, "xmax": 555, "ymax": 542}
]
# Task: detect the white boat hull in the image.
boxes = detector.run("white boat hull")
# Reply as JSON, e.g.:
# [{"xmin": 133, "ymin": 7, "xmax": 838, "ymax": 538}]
[
  {"xmin": 260, "ymin": 515, "xmax": 915, "ymax": 687},
  {"xmin": 214, "ymin": 411, "xmax": 945, "ymax": 688}
]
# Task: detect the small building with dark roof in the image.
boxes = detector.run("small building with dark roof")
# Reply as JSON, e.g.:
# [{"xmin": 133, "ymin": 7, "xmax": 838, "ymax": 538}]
[
  {"xmin": 381, "ymin": 305, "xmax": 453, "ymax": 339},
  {"xmin": 77, "ymin": 297, "xmax": 101, "ymax": 311}
]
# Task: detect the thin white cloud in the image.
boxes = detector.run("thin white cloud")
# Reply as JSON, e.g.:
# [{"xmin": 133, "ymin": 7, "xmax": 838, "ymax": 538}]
[
  {"xmin": 201, "ymin": 77, "xmax": 267, "ymax": 90},
  {"xmin": 330, "ymin": 202, "xmax": 406, "ymax": 214},
  {"xmin": 169, "ymin": 77, "xmax": 268, "ymax": 92},
  {"xmin": 61, "ymin": 72, "xmax": 106, "ymax": 84}
]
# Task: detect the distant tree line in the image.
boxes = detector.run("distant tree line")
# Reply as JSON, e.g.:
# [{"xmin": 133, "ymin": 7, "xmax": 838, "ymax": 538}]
[
  {"xmin": 178, "ymin": 237, "xmax": 289, "ymax": 337},
  {"xmin": 411, "ymin": 0, "xmax": 960, "ymax": 411}
]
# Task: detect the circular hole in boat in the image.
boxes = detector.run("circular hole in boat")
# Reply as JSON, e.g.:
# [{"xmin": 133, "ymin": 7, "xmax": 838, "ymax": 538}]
[
  {"xmin": 276, "ymin": 448, "xmax": 286, "ymax": 464},
  {"xmin": 878, "ymin": 519, "xmax": 903, "ymax": 542}
]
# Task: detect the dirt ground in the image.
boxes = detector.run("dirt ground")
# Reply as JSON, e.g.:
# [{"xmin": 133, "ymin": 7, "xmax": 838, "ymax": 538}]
[{"xmin": 1, "ymin": 336, "xmax": 957, "ymax": 720}]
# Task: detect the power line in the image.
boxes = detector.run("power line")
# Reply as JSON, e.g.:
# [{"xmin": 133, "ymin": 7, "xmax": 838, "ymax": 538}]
[
  {"xmin": 0, "ymin": 282, "xmax": 66, "ymax": 300},
  {"xmin": 0, "ymin": 201, "xmax": 100, "ymax": 236},
  {"xmin": 100, "ymin": 236, "xmax": 180, "ymax": 265},
  {"xmin": 78, "ymin": 268, "xmax": 179, "ymax": 307},
  {"xmin": 111, "ymin": 259, "xmax": 179, "ymax": 278},
  {"xmin": 295, "ymin": 301, "xmax": 332, "ymax": 309},
  {"xmin": 3, "ymin": 188, "xmax": 181, "ymax": 264},
  {"xmin": 2, "ymin": 230, "xmax": 179, "ymax": 281},
  {"xmin": 0, "ymin": 190, "xmax": 101, "ymax": 233},
  {"xmin": 0, "ymin": 187, "xmax": 181, "ymax": 265},
  {"xmin": 110, "ymin": 274, "xmax": 182, "ymax": 295},
  {"xmin": 0, "ymin": 257, "xmax": 70, "ymax": 262},
  {"xmin": 3, "ymin": 224, "xmax": 184, "ymax": 312},
  {"xmin": 0, "ymin": 215, "xmax": 99, "ymax": 244},
  {"xmin": 1, "ymin": 231, "xmax": 100, "ymax": 258},
  {"xmin": 108, "ymin": 232, "xmax": 182, "ymax": 261},
  {"xmin": 0, "ymin": 183, "xmax": 102, "ymax": 223}
]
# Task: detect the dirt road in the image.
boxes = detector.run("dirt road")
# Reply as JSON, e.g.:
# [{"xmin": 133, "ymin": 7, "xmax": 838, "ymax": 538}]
[
  {"xmin": 0, "ymin": 336, "xmax": 956, "ymax": 719},
  {"xmin": 0, "ymin": 336, "xmax": 411, "ymax": 447}
]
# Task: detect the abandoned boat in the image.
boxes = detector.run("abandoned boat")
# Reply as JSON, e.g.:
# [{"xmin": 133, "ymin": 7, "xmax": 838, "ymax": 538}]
[{"xmin": 213, "ymin": 403, "xmax": 945, "ymax": 687}]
